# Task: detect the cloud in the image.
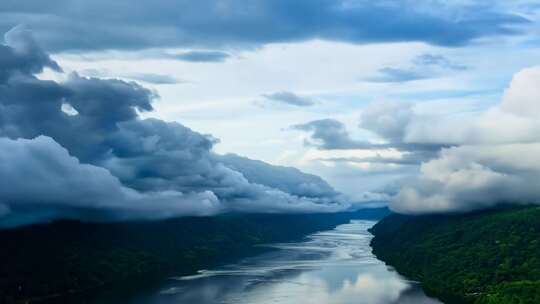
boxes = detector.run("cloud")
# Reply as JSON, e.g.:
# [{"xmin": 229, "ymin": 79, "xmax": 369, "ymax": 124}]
[
  {"xmin": 81, "ymin": 69, "xmax": 182, "ymax": 84},
  {"xmin": 262, "ymin": 91, "xmax": 315, "ymax": 106},
  {"xmin": 413, "ymin": 54, "xmax": 468, "ymax": 71},
  {"xmin": 291, "ymin": 119, "xmax": 377, "ymax": 150},
  {"xmin": 292, "ymin": 105, "xmax": 445, "ymax": 157},
  {"xmin": 321, "ymin": 151, "xmax": 435, "ymax": 166},
  {"xmin": 366, "ymin": 54, "xmax": 468, "ymax": 83},
  {"xmin": 291, "ymin": 66, "xmax": 540, "ymax": 214},
  {"xmin": 0, "ymin": 25, "xmax": 61, "ymax": 81},
  {"xmin": 216, "ymin": 153, "xmax": 338, "ymax": 198},
  {"xmin": 0, "ymin": 136, "xmax": 222, "ymax": 228},
  {"xmin": 291, "ymin": 71, "xmax": 540, "ymax": 214},
  {"xmin": 392, "ymin": 144, "xmax": 540, "ymax": 214},
  {"xmin": 0, "ymin": 1, "xmax": 528, "ymax": 52},
  {"xmin": 293, "ymin": 71, "xmax": 540, "ymax": 214},
  {"xmin": 359, "ymin": 102, "xmax": 414, "ymax": 141},
  {"xmin": 391, "ymin": 65, "xmax": 540, "ymax": 214},
  {"xmin": 367, "ymin": 67, "xmax": 429, "ymax": 83},
  {"xmin": 288, "ymin": 101, "xmax": 453, "ymax": 203},
  {"xmin": 116, "ymin": 73, "xmax": 181, "ymax": 84},
  {"xmin": 500, "ymin": 66, "xmax": 540, "ymax": 117},
  {"xmin": 0, "ymin": 28, "xmax": 349, "ymax": 227},
  {"xmin": 170, "ymin": 50, "xmax": 231, "ymax": 62}
]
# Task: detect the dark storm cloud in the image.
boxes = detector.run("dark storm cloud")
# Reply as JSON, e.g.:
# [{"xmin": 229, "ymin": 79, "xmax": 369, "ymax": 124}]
[
  {"xmin": 0, "ymin": 25, "xmax": 61, "ymax": 80},
  {"xmin": 262, "ymin": 91, "xmax": 315, "ymax": 107},
  {"xmin": 0, "ymin": 28, "xmax": 348, "ymax": 227},
  {"xmin": 0, "ymin": 0, "xmax": 529, "ymax": 52},
  {"xmin": 0, "ymin": 136, "xmax": 222, "ymax": 228}
]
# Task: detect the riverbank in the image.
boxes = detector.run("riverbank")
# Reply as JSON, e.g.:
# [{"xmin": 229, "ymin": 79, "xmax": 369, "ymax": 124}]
[
  {"xmin": 369, "ymin": 206, "xmax": 540, "ymax": 304},
  {"xmin": 1, "ymin": 208, "xmax": 388, "ymax": 303}
]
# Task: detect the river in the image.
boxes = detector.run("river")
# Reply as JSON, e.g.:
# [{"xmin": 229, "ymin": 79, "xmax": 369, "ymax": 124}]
[{"xmin": 82, "ymin": 220, "xmax": 441, "ymax": 304}]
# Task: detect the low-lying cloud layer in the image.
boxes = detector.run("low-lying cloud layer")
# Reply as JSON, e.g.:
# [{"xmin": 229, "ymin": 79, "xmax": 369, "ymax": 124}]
[
  {"xmin": 292, "ymin": 65, "xmax": 540, "ymax": 214},
  {"xmin": 0, "ymin": 136, "xmax": 222, "ymax": 227},
  {"xmin": 391, "ymin": 66, "xmax": 540, "ymax": 214},
  {"xmin": 0, "ymin": 27, "xmax": 348, "ymax": 228}
]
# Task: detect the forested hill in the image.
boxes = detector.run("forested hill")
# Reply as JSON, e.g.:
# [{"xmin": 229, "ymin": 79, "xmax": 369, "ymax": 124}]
[
  {"xmin": 370, "ymin": 206, "xmax": 540, "ymax": 304},
  {"xmin": 0, "ymin": 208, "xmax": 387, "ymax": 303}
]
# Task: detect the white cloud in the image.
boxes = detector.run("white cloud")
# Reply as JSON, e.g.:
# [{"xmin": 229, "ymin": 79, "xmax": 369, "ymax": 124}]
[
  {"xmin": 392, "ymin": 66, "xmax": 540, "ymax": 213},
  {"xmin": 501, "ymin": 65, "xmax": 540, "ymax": 117}
]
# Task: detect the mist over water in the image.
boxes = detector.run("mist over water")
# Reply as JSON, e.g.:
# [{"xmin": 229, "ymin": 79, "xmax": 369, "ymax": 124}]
[{"xmin": 85, "ymin": 221, "xmax": 440, "ymax": 304}]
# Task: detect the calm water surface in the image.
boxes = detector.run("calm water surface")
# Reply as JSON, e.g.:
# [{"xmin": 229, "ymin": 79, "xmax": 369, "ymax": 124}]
[{"xmin": 86, "ymin": 220, "xmax": 441, "ymax": 304}]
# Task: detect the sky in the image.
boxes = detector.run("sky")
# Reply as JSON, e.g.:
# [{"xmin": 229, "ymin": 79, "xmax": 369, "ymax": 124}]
[{"xmin": 1, "ymin": 0, "xmax": 540, "ymax": 226}]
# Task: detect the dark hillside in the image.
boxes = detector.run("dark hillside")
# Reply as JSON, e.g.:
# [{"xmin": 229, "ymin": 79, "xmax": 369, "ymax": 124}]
[{"xmin": 370, "ymin": 206, "xmax": 540, "ymax": 304}]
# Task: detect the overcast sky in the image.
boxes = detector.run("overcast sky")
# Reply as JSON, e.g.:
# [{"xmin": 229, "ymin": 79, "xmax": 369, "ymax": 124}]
[{"xmin": 1, "ymin": 0, "xmax": 540, "ymax": 226}]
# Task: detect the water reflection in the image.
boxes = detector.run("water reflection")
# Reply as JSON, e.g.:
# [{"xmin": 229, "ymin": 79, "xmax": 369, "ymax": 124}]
[{"xmin": 93, "ymin": 220, "xmax": 441, "ymax": 304}]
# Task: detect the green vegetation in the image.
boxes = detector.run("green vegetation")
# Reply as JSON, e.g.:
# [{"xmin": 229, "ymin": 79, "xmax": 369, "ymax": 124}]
[
  {"xmin": 370, "ymin": 206, "xmax": 540, "ymax": 304},
  {"xmin": 0, "ymin": 208, "xmax": 387, "ymax": 303}
]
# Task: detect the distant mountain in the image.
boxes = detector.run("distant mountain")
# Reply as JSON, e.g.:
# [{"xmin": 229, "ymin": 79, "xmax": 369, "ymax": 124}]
[
  {"xmin": 370, "ymin": 206, "xmax": 540, "ymax": 304},
  {"xmin": 0, "ymin": 208, "xmax": 388, "ymax": 303}
]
